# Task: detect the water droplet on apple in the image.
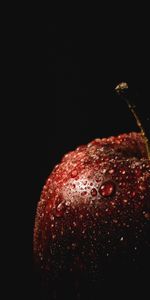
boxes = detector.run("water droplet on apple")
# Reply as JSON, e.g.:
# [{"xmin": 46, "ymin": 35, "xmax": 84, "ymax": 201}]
[
  {"xmin": 144, "ymin": 212, "xmax": 150, "ymax": 220},
  {"xmin": 91, "ymin": 188, "xmax": 97, "ymax": 197},
  {"xmin": 108, "ymin": 169, "xmax": 115, "ymax": 174},
  {"xmin": 99, "ymin": 181, "xmax": 116, "ymax": 197},
  {"xmin": 96, "ymin": 177, "xmax": 101, "ymax": 182},
  {"xmin": 81, "ymin": 191, "xmax": 87, "ymax": 196},
  {"xmin": 71, "ymin": 169, "xmax": 78, "ymax": 178},
  {"xmin": 135, "ymin": 168, "xmax": 142, "ymax": 177},
  {"xmin": 123, "ymin": 199, "xmax": 128, "ymax": 204},
  {"xmin": 139, "ymin": 184, "xmax": 146, "ymax": 191},
  {"xmin": 71, "ymin": 243, "xmax": 77, "ymax": 250},
  {"xmin": 131, "ymin": 191, "xmax": 136, "ymax": 198},
  {"xmin": 119, "ymin": 168, "xmax": 126, "ymax": 175},
  {"xmin": 55, "ymin": 202, "xmax": 66, "ymax": 217}
]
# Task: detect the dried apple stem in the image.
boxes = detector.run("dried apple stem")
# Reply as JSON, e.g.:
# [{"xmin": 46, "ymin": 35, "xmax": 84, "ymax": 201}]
[{"xmin": 115, "ymin": 82, "xmax": 150, "ymax": 159}]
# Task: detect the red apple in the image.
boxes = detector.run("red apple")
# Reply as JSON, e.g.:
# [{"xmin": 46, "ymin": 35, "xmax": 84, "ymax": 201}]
[{"xmin": 34, "ymin": 131, "xmax": 150, "ymax": 298}]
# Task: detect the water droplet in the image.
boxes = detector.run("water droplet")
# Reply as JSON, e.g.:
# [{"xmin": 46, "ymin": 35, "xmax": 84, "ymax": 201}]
[
  {"xmin": 99, "ymin": 181, "xmax": 116, "ymax": 197},
  {"xmin": 135, "ymin": 169, "xmax": 142, "ymax": 177},
  {"xmin": 123, "ymin": 199, "xmax": 128, "ymax": 204},
  {"xmin": 71, "ymin": 169, "xmax": 78, "ymax": 178},
  {"xmin": 81, "ymin": 191, "xmax": 87, "ymax": 196},
  {"xmin": 61, "ymin": 230, "xmax": 64, "ymax": 236},
  {"xmin": 71, "ymin": 243, "xmax": 76, "ymax": 250},
  {"xmin": 91, "ymin": 188, "xmax": 97, "ymax": 197},
  {"xmin": 144, "ymin": 212, "xmax": 150, "ymax": 220},
  {"xmin": 39, "ymin": 252, "xmax": 43, "ymax": 261},
  {"xmin": 113, "ymin": 219, "xmax": 118, "ymax": 224},
  {"xmin": 120, "ymin": 168, "xmax": 126, "ymax": 175},
  {"xmin": 96, "ymin": 177, "xmax": 101, "ymax": 182},
  {"xmin": 131, "ymin": 191, "xmax": 136, "ymax": 198},
  {"xmin": 139, "ymin": 184, "xmax": 146, "ymax": 191},
  {"xmin": 108, "ymin": 169, "xmax": 115, "ymax": 174},
  {"xmin": 55, "ymin": 202, "xmax": 66, "ymax": 217}
]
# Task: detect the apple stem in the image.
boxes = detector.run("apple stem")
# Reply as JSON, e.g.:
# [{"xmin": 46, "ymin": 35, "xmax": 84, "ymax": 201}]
[{"xmin": 115, "ymin": 82, "xmax": 150, "ymax": 159}]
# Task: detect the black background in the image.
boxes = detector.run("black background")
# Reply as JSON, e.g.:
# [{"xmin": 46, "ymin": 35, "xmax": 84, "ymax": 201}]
[{"xmin": 18, "ymin": 13, "xmax": 150, "ymax": 299}]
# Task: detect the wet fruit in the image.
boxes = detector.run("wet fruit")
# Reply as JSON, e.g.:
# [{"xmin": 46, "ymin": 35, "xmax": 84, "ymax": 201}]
[
  {"xmin": 33, "ymin": 84, "xmax": 150, "ymax": 299},
  {"xmin": 34, "ymin": 132, "xmax": 150, "ymax": 299}
]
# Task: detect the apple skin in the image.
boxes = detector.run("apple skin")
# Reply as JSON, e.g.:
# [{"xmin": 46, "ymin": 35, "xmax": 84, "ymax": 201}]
[{"xmin": 34, "ymin": 132, "xmax": 150, "ymax": 298}]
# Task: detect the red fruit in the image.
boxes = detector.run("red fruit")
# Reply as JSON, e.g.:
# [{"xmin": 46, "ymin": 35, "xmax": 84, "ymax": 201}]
[{"xmin": 34, "ymin": 131, "xmax": 150, "ymax": 298}]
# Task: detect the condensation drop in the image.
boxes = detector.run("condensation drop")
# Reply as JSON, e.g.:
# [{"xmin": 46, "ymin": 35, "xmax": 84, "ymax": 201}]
[
  {"xmin": 139, "ymin": 184, "xmax": 146, "ymax": 191},
  {"xmin": 131, "ymin": 191, "xmax": 136, "ymax": 198},
  {"xmin": 119, "ymin": 168, "xmax": 126, "ymax": 175},
  {"xmin": 71, "ymin": 169, "xmax": 78, "ymax": 178},
  {"xmin": 123, "ymin": 199, "xmax": 128, "ymax": 204},
  {"xmin": 71, "ymin": 243, "xmax": 77, "ymax": 250},
  {"xmin": 91, "ymin": 188, "xmax": 97, "ymax": 197},
  {"xmin": 135, "ymin": 169, "xmax": 142, "ymax": 177},
  {"xmin": 144, "ymin": 212, "xmax": 150, "ymax": 220},
  {"xmin": 99, "ymin": 181, "xmax": 116, "ymax": 197},
  {"xmin": 108, "ymin": 169, "xmax": 115, "ymax": 174},
  {"xmin": 96, "ymin": 176, "xmax": 101, "ymax": 182},
  {"xmin": 81, "ymin": 191, "xmax": 87, "ymax": 196},
  {"xmin": 55, "ymin": 202, "xmax": 66, "ymax": 217}
]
